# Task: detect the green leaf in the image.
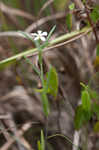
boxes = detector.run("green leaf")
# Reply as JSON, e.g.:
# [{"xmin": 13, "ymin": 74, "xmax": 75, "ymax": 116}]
[
  {"xmin": 41, "ymin": 25, "xmax": 56, "ymax": 49},
  {"xmin": 96, "ymin": 44, "xmax": 99, "ymax": 56},
  {"xmin": 41, "ymin": 92, "xmax": 50, "ymax": 117},
  {"xmin": 37, "ymin": 141, "xmax": 41, "ymax": 150},
  {"xmin": 80, "ymin": 82, "xmax": 89, "ymax": 90},
  {"xmin": 66, "ymin": 14, "xmax": 72, "ymax": 31},
  {"xmin": 89, "ymin": 89, "xmax": 99, "ymax": 100},
  {"xmin": 41, "ymin": 130, "xmax": 45, "ymax": 150},
  {"xmin": 24, "ymin": 56, "xmax": 40, "ymax": 76},
  {"xmin": 90, "ymin": 5, "xmax": 99, "ymax": 23},
  {"xmin": 81, "ymin": 90, "xmax": 91, "ymax": 111},
  {"xmin": 18, "ymin": 31, "xmax": 34, "ymax": 42},
  {"xmin": 69, "ymin": 3, "xmax": 75, "ymax": 10},
  {"xmin": 92, "ymin": 102, "xmax": 99, "ymax": 120},
  {"xmin": 74, "ymin": 105, "xmax": 85, "ymax": 130},
  {"xmin": 74, "ymin": 105, "xmax": 91, "ymax": 130},
  {"xmin": 47, "ymin": 25, "xmax": 56, "ymax": 41},
  {"xmin": 94, "ymin": 121, "xmax": 99, "ymax": 132},
  {"xmin": 46, "ymin": 67, "xmax": 58, "ymax": 98}
]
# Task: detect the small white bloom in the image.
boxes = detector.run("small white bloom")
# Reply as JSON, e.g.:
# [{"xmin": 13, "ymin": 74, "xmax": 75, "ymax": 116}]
[{"xmin": 31, "ymin": 30, "xmax": 48, "ymax": 41}]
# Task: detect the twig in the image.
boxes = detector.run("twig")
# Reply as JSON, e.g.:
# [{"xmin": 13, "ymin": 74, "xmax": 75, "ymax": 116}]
[
  {"xmin": 0, "ymin": 114, "xmax": 11, "ymax": 119},
  {"xmin": 38, "ymin": 0, "xmax": 53, "ymax": 16},
  {"xmin": 0, "ymin": 31, "xmax": 29, "ymax": 38},
  {"xmin": 0, "ymin": 2, "xmax": 35, "ymax": 21},
  {"xmin": 74, "ymin": 0, "xmax": 84, "ymax": 9},
  {"xmin": 0, "ymin": 123, "xmax": 33, "ymax": 150},
  {"xmin": 81, "ymin": 36, "xmax": 94, "ymax": 75},
  {"xmin": 74, "ymin": 1, "xmax": 94, "ymax": 76},
  {"xmin": 0, "ymin": 120, "xmax": 10, "ymax": 141},
  {"xmin": 0, "ymin": 121, "xmax": 40, "ymax": 135},
  {"xmin": 19, "ymin": 137, "xmax": 33, "ymax": 150},
  {"xmin": 4, "ymin": 113, "xmax": 27, "ymax": 150},
  {"xmin": 59, "ymin": 86, "xmax": 74, "ymax": 117},
  {"xmin": 85, "ymin": 4, "xmax": 99, "ymax": 44},
  {"xmin": 25, "ymin": 12, "xmax": 66, "ymax": 32},
  {"xmin": 72, "ymin": 130, "xmax": 81, "ymax": 150}
]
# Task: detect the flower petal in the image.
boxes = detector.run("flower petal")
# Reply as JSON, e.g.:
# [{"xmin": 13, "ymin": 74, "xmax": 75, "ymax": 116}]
[
  {"xmin": 42, "ymin": 32, "xmax": 48, "ymax": 36},
  {"xmin": 37, "ymin": 30, "xmax": 42, "ymax": 34},
  {"xmin": 34, "ymin": 36, "xmax": 39, "ymax": 41},
  {"xmin": 31, "ymin": 33, "xmax": 38, "ymax": 37},
  {"xmin": 40, "ymin": 36, "xmax": 46, "ymax": 41}
]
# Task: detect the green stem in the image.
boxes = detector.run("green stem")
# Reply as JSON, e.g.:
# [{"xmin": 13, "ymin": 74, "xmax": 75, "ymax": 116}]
[{"xmin": 0, "ymin": 27, "xmax": 91, "ymax": 70}]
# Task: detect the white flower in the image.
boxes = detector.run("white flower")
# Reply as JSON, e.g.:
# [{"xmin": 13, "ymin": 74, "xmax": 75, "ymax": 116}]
[{"xmin": 31, "ymin": 30, "xmax": 48, "ymax": 41}]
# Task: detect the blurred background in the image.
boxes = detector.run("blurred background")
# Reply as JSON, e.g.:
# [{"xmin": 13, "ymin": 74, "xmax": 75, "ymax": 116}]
[{"xmin": 0, "ymin": 0, "xmax": 99, "ymax": 150}]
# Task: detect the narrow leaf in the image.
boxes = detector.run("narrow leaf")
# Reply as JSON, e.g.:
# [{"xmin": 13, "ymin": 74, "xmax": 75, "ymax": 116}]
[
  {"xmin": 81, "ymin": 90, "xmax": 91, "ymax": 111},
  {"xmin": 37, "ymin": 141, "xmax": 41, "ymax": 150},
  {"xmin": 74, "ymin": 105, "xmax": 85, "ymax": 130},
  {"xmin": 41, "ymin": 92, "xmax": 50, "ymax": 117},
  {"xmin": 89, "ymin": 89, "xmax": 99, "ymax": 100},
  {"xmin": 47, "ymin": 25, "xmax": 56, "ymax": 41},
  {"xmin": 41, "ymin": 130, "xmax": 45, "ymax": 150},
  {"xmin": 69, "ymin": 3, "xmax": 75, "ymax": 10},
  {"xmin": 90, "ymin": 5, "xmax": 99, "ymax": 23},
  {"xmin": 41, "ymin": 25, "xmax": 56, "ymax": 49},
  {"xmin": 24, "ymin": 56, "xmax": 40, "ymax": 76},
  {"xmin": 74, "ymin": 105, "xmax": 92, "ymax": 130},
  {"xmin": 18, "ymin": 31, "xmax": 34, "ymax": 42},
  {"xmin": 92, "ymin": 102, "xmax": 99, "ymax": 120},
  {"xmin": 46, "ymin": 67, "xmax": 58, "ymax": 98},
  {"xmin": 66, "ymin": 14, "xmax": 72, "ymax": 31}
]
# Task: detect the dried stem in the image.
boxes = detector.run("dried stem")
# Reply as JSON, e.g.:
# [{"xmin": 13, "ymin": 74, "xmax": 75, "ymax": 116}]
[{"xmin": 85, "ymin": 5, "xmax": 99, "ymax": 45}]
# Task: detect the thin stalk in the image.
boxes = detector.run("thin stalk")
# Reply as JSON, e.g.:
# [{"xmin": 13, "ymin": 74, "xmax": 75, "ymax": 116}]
[
  {"xmin": 40, "ymin": 63, "xmax": 44, "ymax": 86},
  {"xmin": 38, "ymin": 43, "xmax": 49, "ymax": 150}
]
